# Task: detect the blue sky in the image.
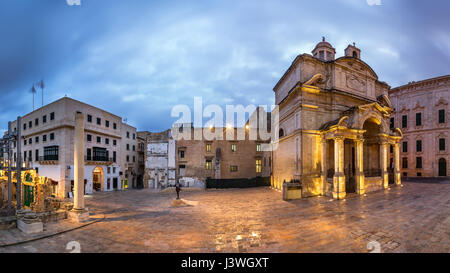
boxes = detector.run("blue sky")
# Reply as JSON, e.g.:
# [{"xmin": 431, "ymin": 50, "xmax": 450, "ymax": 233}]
[{"xmin": 0, "ymin": 0, "xmax": 449, "ymax": 132}]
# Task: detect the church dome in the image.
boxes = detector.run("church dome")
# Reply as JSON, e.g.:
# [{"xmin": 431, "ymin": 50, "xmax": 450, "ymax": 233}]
[{"xmin": 312, "ymin": 37, "xmax": 336, "ymax": 61}]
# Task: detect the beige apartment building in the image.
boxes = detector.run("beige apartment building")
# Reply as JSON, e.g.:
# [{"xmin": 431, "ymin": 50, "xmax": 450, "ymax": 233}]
[
  {"xmin": 272, "ymin": 38, "xmax": 402, "ymax": 199},
  {"xmin": 7, "ymin": 97, "xmax": 138, "ymax": 198},
  {"xmin": 389, "ymin": 75, "xmax": 450, "ymax": 177}
]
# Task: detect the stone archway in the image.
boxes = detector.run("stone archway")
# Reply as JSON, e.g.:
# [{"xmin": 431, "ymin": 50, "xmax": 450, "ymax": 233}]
[
  {"xmin": 93, "ymin": 166, "xmax": 104, "ymax": 191},
  {"xmin": 362, "ymin": 118, "xmax": 381, "ymax": 177}
]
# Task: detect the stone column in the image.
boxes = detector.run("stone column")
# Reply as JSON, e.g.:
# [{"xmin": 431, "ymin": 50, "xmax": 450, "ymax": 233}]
[
  {"xmin": 333, "ymin": 137, "xmax": 346, "ymax": 199},
  {"xmin": 380, "ymin": 142, "xmax": 389, "ymax": 189},
  {"xmin": 68, "ymin": 112, "xmax": 89, "ymax": 222},
  {"xmin": 320, "ymin": 139, "xmax": 327, "ymax": 196},
  {"xmin": 355, "ymin": 138, "xmax": 365, "ymax": 195},
  {"xmin": 393, "ymin": 142, "xmax": 401, "ymax": 185}
]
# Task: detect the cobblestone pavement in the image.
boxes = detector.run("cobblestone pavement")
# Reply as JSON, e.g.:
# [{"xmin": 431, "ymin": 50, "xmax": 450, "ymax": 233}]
[{"xmin": 1, "ymin": 181, "xmax": 449, "ymax": 253}]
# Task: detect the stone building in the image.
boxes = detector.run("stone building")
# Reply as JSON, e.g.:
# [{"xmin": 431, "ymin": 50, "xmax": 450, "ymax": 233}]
[
  {"xmin": 139, "ymin": 130, "xmax": 176, "ymax": 189},
  {"xmin": 6, "ymin": 97, "xmax": 138, "ymax": 198},
  {"xmin": 272, "ymin": 38, "xmax": 402, "ymax": 199},
  {"xmin": 174, "ymin": 125, "xmax": 271, "ymax": 186},
  {"xmin": 389, "ymin": 75, "xmax": 450, "ymax": 177}
]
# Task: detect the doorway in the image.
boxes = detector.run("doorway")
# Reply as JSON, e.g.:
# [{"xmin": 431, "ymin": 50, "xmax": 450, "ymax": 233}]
[
  {"xmin": 439, "ymin": 158, "xmax": 447, "ymax": 177},
  {"xmin": 93, "ymin": 166, "xmax": 104, "ymax": 191},
  {"xmin": 113, "ymin": 178, "xmax": 118, "ymax": 190}
]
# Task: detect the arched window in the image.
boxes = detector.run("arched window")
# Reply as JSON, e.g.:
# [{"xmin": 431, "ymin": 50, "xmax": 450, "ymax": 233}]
[
  {"xmin": 279, "ymin": 128, "xmax": 284, "ymax": 138},
  {"xmin": 352, "ymin": 51, "xmax": 358, "ymax": 58}
]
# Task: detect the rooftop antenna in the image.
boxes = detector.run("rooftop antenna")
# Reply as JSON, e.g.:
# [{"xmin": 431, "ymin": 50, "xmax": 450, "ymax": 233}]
[{"xmin": 38, "ymin": 79, "xmax": 45, "ymax": 107}]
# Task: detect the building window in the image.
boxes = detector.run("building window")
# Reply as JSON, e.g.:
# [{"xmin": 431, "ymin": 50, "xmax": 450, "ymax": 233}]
[
  {"xmin": 133, "ymin": 133, "xmax": 136, "ymax": 140},
  {"xmin": 43, "ymin": 115, "xmax": 47, "ymax": 123},
  {"xmin": 23, "ymin": 123, "xmax": 26, "ymax": 130},
  {"xmin": 96, "ymin": 118, "xmax": 101, "ymax": 125},
  {"xmin": 87, "ymin": 134, "xmax": 92, "ymax": 142},
  {"xmin": 402, "ymin": 157, "xmax": 408, "ymax": 169},
  {"xmin": 50, "ymin": 112, "xmax": 55, "ymax": 120},
  {"xmin": 390, "ymin": 145, "xmax": 393, "ymax": 154},
  {"xmin": 206, "ymin": 144, "xmax": 211, "ymax": 152},
  {"xmin": 417, "ymin": 172, "xmax": 422, "ymax": 177},
  {"xmin": 43, "ymin": 135, "xmax": 47, "ymax": 142},
  {"xmin": 113, "ymin": 123, "xmax": 117, "ymax": 130},
  {"xmin": 127, "ymin": 131, "xmax": 130, "ymax": 138},
  {"xmin": 93, "ymin": 147, "xmax": 108, "ymax": 161},
  {"xmin": 133, "ymin": 156, "xmax": 136, "ymax": 163},
  {"xmin": 416, "ymin": 157, "xmax": 422, "ymax": 169},
  {"xmin": 319, "ymin": 50, "xmax": 324, "ymax": 60},
  {"xmin": 87, "ymin": 148, "xmax": 92, "ymax": 160},
  {"xmin": 50, "ymin": 133, "xmax": 54, "ymax": 140},
  {"xmin": 35, "ymin": 149, "xmax": 39, "ymax": 162},
  {"xmin": 113, "ymin": 139, "xmax": 117, "ymax": 146},
  {"xmin": 390, "ymin": 118, "xmax": 394, "ymax": 129},
  {"xmin": 133, "ymin": 145, "xmax": 135, "ymax": 151},
  {"xmin": 44, "ymin": 146, "xmax": 59, "ymax": 161},
  {"xmin": 439, "ymin": 138, "xmax": 446, "ymax": 151},
  {"xmin": 106, "ymin": 120, "xmax": 110, "ymax": 127},
  {"xmin": 256, "ymin": 144, "xmax": 261, "ymax": 152},
  {"xmin": 180, "ymin": 150, "xmax": 185, "ymax": 158},
  {"xmin": 231, "ymin": 144, "xmax": 237, "ymax": 152},
  {"xmin": 416, "ymin": 140, "xmax": 422, "ymax": 152},
  {"xmin": 87, "ymin": 115, "xmax": 92, "ymax": 123},
  {"xmin": 256, "ymin": 159, "xmax": 262, "ymax": 173},
  {"xmin": 126, "ymin": 144, "xmax": 130, "ymax": 151},
  {"xmin": 35, "ymin": 118, "xmax": 39, "ymax": 126},
  {"xmin": 29, "ymin": 121, "xmax": 32, "ymax": 128},
  {"xmin": 35, "ymin": 136, "xmax": 39, "ymax": 143},
  {"xmin": 126, "ymin": 155, "xmax": 130, "ymax": 162},
  {"xmin": 279, "ymin": 129, "xmax": 284, "ymax": 138},
  {"xmin": 402, "ymin": 141, "xmax": 408, "ymax": 153},
  {"xmin": 97, "ymin": 136, "xmax": 101, "ymax": 143},
  {"xmin": 416, "ymin": 113, "xmax": 422, "ymax": 126},
  {"xmin": 402, "ymin": 115, "xmax": 407, "ymax": 128},
  {"xmin": 439, "ymin": 109, "xmax": 445, "ymax": 123},
  {"xmin": 29, "ymin": 138, "xmax": 32, "ymax": 145},
  {"xmin": 205, "ymin": 160, "xmax": 212, "ymax": 170},
  {"xmin": 105, "ymin": 138, "xmax": 109, "ymax": 145},
  {"xmin": 24, "ymin": 139, "xmax": 27, "ymax": 146},
  {"xmin": 107, "ymin": 167, "xmax": 111, "ymax": 174},
  {"xmin": 230, "ymin": 165, "xmax": 238, "ymax": 172},
  {"xmin": 113, "ymin": 151, "xmax": 116, "ymax": 163}
]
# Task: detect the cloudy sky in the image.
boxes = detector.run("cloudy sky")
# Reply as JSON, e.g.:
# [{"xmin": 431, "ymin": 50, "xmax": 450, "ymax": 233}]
[{"xmin": 0, "ymin": 0, "xmax": 449, "ymax": 132}]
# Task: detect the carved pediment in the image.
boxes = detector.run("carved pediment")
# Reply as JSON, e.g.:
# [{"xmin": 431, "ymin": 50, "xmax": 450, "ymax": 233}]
[
  {"xmin": 412, "ymin": 102, "xmax": 424, "ymax": 111},
  {"xmin": 435, "ymin": 97, "xmax": 448, "ymax": 107}
]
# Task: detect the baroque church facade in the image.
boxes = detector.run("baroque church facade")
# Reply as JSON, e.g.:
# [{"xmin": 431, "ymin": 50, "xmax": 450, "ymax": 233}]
[{"xmin": 272, "ymin": 38, "xmax": 402, "ymax": 199}]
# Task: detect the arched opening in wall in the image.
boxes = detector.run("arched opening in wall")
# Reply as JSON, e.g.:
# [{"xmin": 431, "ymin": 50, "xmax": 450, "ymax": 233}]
[
  {"xmin": 353, "ymin": 51, "xmax": 358, "ymax": 58},
  {"xmin": 326, "ymin": 139, "xmax": 335, "ymax": 179},
  {"xmin": 439, "ymin": 158, "xmax": 447, "ymax": 177},
  {"xmin": 93, "ymin": 166, "xmax": 104, "ymax": 191},
  {"xmin": 344, "ymin": 139, "xmax": 356, "ymax": 193},
  {"xmin": 279, "ymin": 128, "xmax": 284, "ymax": 138},
  {"xmin": 363, "ymin": 118, "xmax": 381, "ymax": 177}
]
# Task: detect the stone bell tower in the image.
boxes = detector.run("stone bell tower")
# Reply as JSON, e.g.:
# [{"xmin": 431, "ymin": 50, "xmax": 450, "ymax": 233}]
[{"xmin": 345, "ymin": 42, "xmax": 361, "ymax": 59}]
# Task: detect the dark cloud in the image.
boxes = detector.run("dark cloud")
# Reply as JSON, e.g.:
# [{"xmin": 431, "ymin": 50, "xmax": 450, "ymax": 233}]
[{"xmin": 0, "ymin": 0, "xmax": 449, "ymax": 132}]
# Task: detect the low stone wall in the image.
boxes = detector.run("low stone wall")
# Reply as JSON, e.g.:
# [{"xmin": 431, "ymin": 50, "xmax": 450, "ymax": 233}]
[
  {"xmin": 365, "ymin": 177, "xmax": 383, "ymax": 193},
  {"xmin": 0, "ymin": 216, "xmax": 17, "ymax": 230}
]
